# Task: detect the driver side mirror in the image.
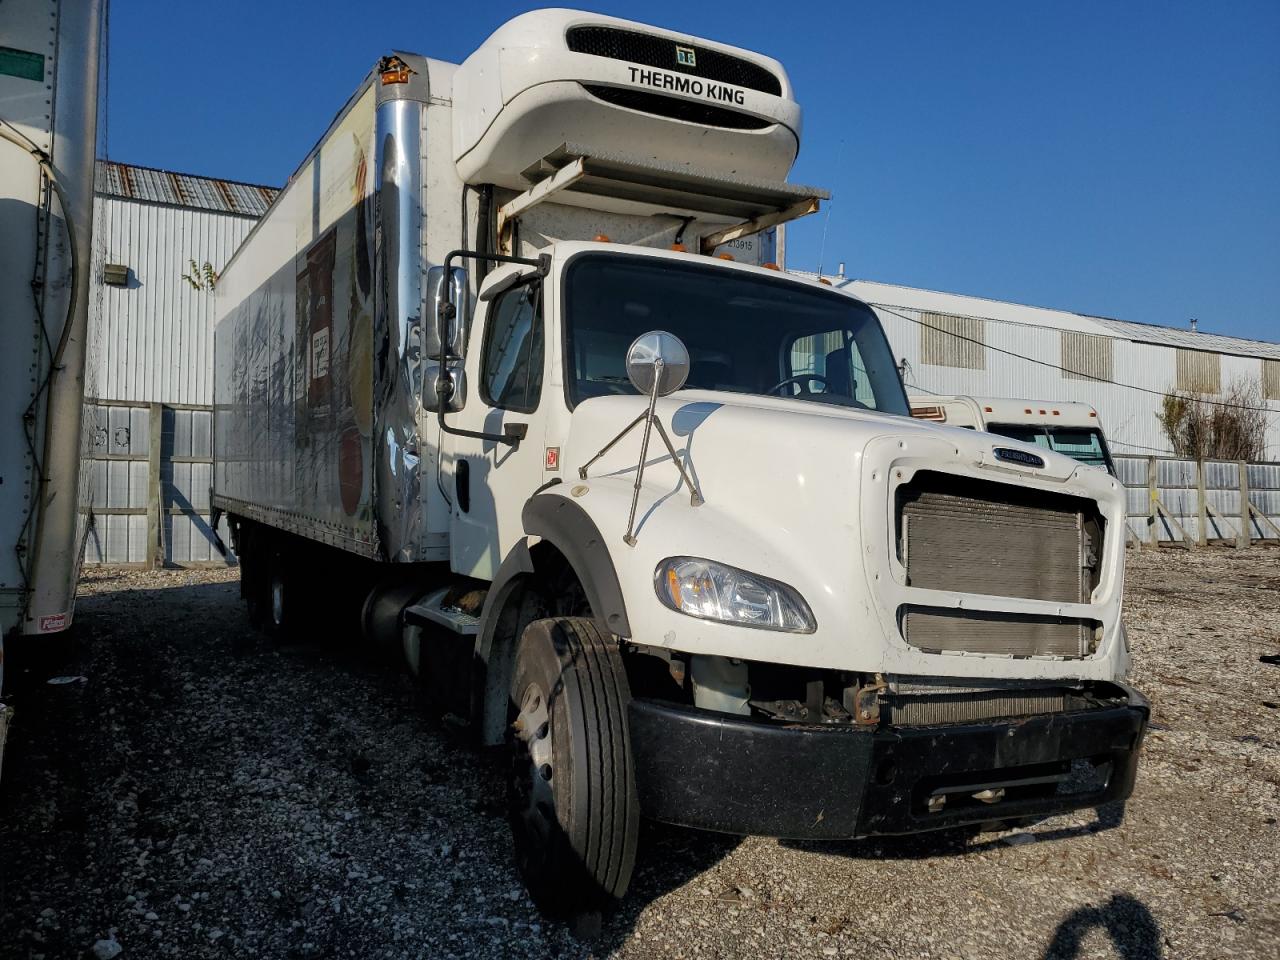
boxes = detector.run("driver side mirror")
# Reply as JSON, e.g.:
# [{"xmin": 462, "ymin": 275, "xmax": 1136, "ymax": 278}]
[
  {"xmin": 433, "ymin": 365, "xmax": 466, "ymax": 413},
  {"xmin": 427, "ymin": 265, "xmax": 469, "ymax": 359}
]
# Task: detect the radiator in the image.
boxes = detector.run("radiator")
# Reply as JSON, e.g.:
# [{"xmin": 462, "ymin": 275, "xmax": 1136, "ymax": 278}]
[{"xmin": 896, "ymin": 474, "xmax": 1102, "ymax": 658}]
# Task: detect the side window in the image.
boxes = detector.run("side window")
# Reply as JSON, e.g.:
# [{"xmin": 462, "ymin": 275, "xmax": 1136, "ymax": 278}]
[
  {"xmin": 788, "ymin": 330, "xmax": 883, "ymax": 408},
  {"xmin": 480, "ymin": 283, "xmax": 543, "ymax": 413},
  {"xmin": 790, "ymin": 331, "xmax": 848, "ymax": 387}
]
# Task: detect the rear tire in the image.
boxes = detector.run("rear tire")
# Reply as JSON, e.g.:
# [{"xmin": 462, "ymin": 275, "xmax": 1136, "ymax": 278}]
[
  {"xmin": 507, "ymin": 617, "xmax": 639, "ymax": 917},
  {"xmin": 265, "ymin": 563, "xmax": 290, "ymax": 640}
]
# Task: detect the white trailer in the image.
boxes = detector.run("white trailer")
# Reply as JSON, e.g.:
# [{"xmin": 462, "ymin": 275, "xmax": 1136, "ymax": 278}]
[
  {"xmin": 908, "ymin": 395, "xmax": 1117, "ymax": 474},
  {"xmin": 0, "ymin": 0, "xmax": 103, "ymax": 768},
  {"xmin": 213, "ymin": 9, "xmax": 1147, "ymax": 916}
]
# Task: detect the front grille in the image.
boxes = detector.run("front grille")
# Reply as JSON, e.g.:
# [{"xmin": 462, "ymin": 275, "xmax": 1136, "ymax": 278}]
[
  {"xmin": 567, "ymin": 25, "xmax": 783, "ymax": 96},
  {"xmin": 896, "ymin": 472, "xmax": 1104, "ymax": 658},
  {"xmin": 883, "ymin": 683, "xmax": 1074, "ymax": 725},
  {"xmin": 897, "ymin": 473, "xmax": 1101, "ymax": 603},
  {"xmin": 582, "ymin": 85, "xmax": 773, "ymax": 130},
  {"xmin": 900, "ymin": 607, "xmax": 1098, "ymax": 657}
]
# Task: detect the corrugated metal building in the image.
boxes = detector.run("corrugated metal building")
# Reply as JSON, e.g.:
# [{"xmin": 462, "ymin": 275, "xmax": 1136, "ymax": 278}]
[
  {"xmin": 86, "ymin": 161, "xmax": 278, "ymax": 565},
  {"xmin": 91, "ymin": 161, "xmax": 276, "ymax": 405},
  {"xmin": 801, "ymin": 276, "xmax": 1280, "ymax": 460}
]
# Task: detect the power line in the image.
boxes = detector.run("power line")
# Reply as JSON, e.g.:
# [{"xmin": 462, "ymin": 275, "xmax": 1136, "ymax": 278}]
[{"xmin": 871, "ymin": 302, "xmax": 1279, "ymax": 417}]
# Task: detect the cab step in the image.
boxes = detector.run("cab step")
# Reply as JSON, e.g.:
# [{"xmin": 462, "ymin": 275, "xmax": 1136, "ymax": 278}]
[{"xmin": 403, "ymin": 588, "xmax": 482, "ymax": 636}]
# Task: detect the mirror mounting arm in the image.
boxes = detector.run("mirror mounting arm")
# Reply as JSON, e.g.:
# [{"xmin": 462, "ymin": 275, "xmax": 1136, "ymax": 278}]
[{"xmin": 435, "ymin": 249, "xmax": 550, "ymax": 448}]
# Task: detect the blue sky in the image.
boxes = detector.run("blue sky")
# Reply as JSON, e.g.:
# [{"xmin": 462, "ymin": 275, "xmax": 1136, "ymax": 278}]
[{"xmin": 103, "ymin": 1, "xmax": 1279, "ymax": 341}]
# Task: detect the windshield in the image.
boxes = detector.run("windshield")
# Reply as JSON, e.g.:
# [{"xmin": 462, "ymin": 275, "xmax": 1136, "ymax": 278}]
[
  {"xmin": 562, "ymin": 253, "xmax": 910, "ymax": 415},
  {"xmin": 987, "ymin": 423, "xmax": 1115, "ymax": 474}
]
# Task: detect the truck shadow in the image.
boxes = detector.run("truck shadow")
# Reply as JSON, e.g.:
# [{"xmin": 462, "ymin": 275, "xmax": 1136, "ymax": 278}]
[
  {"xmin": 3, "ymin": 578, "xmax": 744, "ymax": 956},
  {"xmin": 593, "ymin": 823, "xmax": 741, "ymax": 945},
  {"xmin": 777, "ymin": 800, "xmax": 1125, "ymax": 861}
]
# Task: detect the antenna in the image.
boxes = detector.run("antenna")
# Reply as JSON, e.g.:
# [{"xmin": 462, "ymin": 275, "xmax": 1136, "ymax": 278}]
[{"xmin": 816, "ymin": 139, "xmax": 843, "ymax": 279}]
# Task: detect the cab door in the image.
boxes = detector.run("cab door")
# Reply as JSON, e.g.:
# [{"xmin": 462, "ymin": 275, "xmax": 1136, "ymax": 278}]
[{"xmin": 444, "ymin": 268, "xmax": 550, "ymax": 580}]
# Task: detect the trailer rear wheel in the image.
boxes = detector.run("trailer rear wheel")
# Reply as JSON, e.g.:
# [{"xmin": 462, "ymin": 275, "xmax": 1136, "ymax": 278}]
[
  {"xmin": 507, "ymin": 617, "xmax": 638, "ymax": 916},
  {"xmin": 239, "ymin": 522, "xmax": 268, "ymax": 630},
  {"xmin": 262, "ymin": 546, "xmax": 298, "ymax": 642}
]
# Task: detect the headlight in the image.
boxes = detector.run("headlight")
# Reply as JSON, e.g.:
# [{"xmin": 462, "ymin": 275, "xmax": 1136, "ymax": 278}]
[{"xmin": 654, "ymin": 557, "xmax": 816, "ymax": 633}]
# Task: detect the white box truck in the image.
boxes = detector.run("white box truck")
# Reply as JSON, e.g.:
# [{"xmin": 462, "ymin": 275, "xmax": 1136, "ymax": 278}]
[
  {"xmin": 1, "ymin": 0, "xmax": 104, "ymax": 773},
  {"xmin": 213, "ymin": 9, "xmax": 1147, "ymax": 915},
  {"xmin": 908, "ymin": 395, "xmax": 1117, "ymax": 474}
]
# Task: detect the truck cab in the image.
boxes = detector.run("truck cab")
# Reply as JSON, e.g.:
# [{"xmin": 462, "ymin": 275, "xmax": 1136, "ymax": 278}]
[
  {"xmin": 214, "ymin": 9, "xmax": 1147, "ymax": 918},
  {"xmin": 909, "ymin": 394, "xmax": 1117, "ymax": 475},
  {"xmin": 431, "ymin": 239, "xmax": 1145, "ymax": 914}
]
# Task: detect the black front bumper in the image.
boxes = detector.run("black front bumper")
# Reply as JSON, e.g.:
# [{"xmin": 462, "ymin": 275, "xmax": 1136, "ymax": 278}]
[{"xmin": 628, "ymin": 682, "xmax": 1148, "ymax": 839}]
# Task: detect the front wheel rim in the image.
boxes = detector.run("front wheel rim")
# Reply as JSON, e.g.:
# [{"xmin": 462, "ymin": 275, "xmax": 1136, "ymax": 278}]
[{"xmin": 511, "ymin": 682, "xmax": 555, "ymax": 852}]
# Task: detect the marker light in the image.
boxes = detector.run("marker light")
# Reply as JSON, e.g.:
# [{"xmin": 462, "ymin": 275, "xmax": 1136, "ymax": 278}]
[
  {"xmin": 669, "ymin": 242, "xmax": 686, "ymax": 252},
  {"xmin": 379, "ymin": 56, "xmax": 412, "ymax": 85},
  {"xmin": 655, "ymin": 557, "xmax": 816, "ymax": 633},
  {"xmin": 717, "ymin": 252, "xmax": 735, "ymax": 261},
  {"xmin": 762, "ymin": 262, "xmax": 781, "ymax": 271},
  {"xmin": 594, "ymin": 234, "xmax": 611, "ymax": 243}
]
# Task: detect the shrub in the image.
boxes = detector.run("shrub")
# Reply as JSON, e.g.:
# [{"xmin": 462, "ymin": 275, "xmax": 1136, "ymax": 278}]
[{"xmin": 1157, "ymin": 377, "xmax": 1266, "ymax": 461}]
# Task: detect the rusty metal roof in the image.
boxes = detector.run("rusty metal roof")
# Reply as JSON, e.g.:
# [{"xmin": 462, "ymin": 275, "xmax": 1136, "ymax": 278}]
[
  {"xmin": 96, "ymin": 160, "xmax": 279, "ymax": 218},
  {"xmin": 1088, "ymin": 316, "xmax": 1280, "ymax": 362}
]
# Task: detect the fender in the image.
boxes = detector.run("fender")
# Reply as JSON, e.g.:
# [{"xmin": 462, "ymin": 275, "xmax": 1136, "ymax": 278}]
[
  {"xmin": 473, "ymin": 493, "xmax": 632, "ymax": 744},
  {"xmin": 473, "ymin": 536, "xmax": 536, "ymax": 745},
  {"xmin": 521, "ymin": 493, "xmax": 631, "ymax": 638}
]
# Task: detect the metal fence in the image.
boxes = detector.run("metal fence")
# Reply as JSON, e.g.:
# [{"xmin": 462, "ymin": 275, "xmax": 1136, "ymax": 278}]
[
  {"xmin": 1114, "ymin": 454, "xmax": 1280, "ymax": 548},
  {"xmin": 81, "ymin": 422, "xmax": 1276, "ymax": 563},
  {"xmin": 83, "ymin": 401, "xmax": 235, "ymax": 566}
]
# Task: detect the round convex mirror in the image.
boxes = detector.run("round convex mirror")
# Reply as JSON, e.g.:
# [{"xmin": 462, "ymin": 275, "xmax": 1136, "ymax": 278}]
[{"xmin": 626, "ymin": 330, "xmax": 690, "ymax": 397}]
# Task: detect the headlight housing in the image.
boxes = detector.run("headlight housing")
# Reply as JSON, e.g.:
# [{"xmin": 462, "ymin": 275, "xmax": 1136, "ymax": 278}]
[{"xmin": 654, "ymin": 557, "xmax": 816, "ymax": 633}]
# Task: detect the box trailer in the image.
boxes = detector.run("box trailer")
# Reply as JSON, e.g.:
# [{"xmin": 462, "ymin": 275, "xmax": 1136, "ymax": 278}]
[
  {"xmin": 0, "ymin": 0, "xmax": 103, "ymax": 767},
  {"xmin": 213, "ymin": 9, "xmax": 1147, "ymax": 915},
  {"xmin": 908, "ymin": 395, "xmax": 1117, "ymax": 474}
]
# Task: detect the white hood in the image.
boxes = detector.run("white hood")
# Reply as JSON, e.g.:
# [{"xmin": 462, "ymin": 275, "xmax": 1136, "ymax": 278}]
[{"xmin": 556, "ymin": 391, "xmax": 1128, "ymax": 682}]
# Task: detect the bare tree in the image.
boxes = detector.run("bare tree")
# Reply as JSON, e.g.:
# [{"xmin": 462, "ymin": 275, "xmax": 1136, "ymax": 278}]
[{"xmin": 1157, "ymin": 377, "xmax": 1267, "ymax": 461}]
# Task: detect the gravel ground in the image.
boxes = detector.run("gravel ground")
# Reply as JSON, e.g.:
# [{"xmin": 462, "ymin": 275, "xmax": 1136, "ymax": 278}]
[{"xmin": 1, "ymin": 547, "xmax": 1277, "ymax": 959}]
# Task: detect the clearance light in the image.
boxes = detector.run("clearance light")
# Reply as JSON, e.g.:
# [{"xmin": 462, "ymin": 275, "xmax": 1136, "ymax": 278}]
[
  {"xmin": 1052, "ymin": 409, "xmax": 1060, "ymax": 416},
  {"xmin": 593, "ymin": 234, "xmax": 611, "ymax": 243},
  {"xmin": 1038, "ymin": 409, "xmax": 1047, "ymax": 415},
  {"xmin": 379, "ymin": 56, "xmax": 412, "ymax": 85},
  {"xmin": 762, "ymin": 262, "xmax": 781, "ymax": 271},
  {"xmin": 669, "ymin": 242, "xmax": 686, "ymax": 252},
  {"xmin": 1024, "ymin": 408, "xmax": 1033, "ymax": 414},
  {"xmin": 818, "ymin": 277, "xmax": 832, "ymax": 286},
  {"xmin": 983, "ymin": 406, "xmax": 993, "ymax": 413},
  {"xmin": 1090, "ymin": 411, "xmax": 1098, "ymax": 417},
  {"xmin": 717, "ymin": 252, "xmax": 735, "ymax": 261}
]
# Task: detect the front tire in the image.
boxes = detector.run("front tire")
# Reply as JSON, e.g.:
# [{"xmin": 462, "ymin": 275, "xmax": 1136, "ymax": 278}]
[{"xmin": 507, "ymin": 617, "xmax": 639, "ymax": 916}]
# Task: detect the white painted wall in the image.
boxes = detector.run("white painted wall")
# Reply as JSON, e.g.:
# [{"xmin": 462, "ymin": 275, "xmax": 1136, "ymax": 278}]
[
  {"xmin": 843, "ymin": 286, "xmax": 1280, "ymax": 460},
  {"xmin": 88, "ymin": 195, "xmax": 258, "ymax": 405}
]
